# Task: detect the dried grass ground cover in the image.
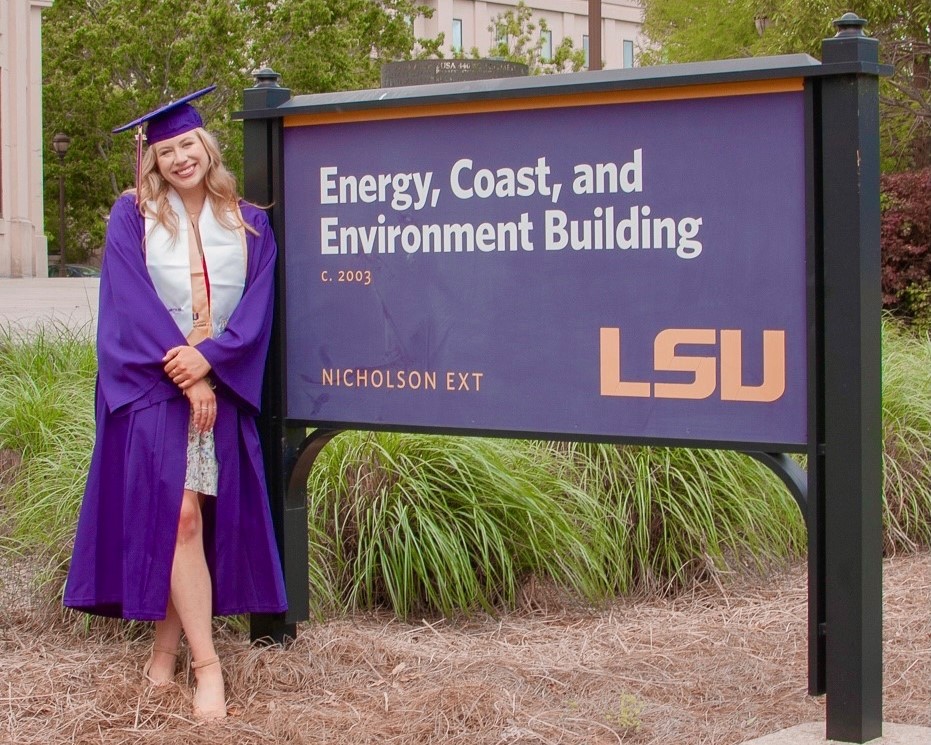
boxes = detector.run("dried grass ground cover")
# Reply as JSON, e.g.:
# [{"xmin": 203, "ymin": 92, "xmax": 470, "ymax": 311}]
[{"xmin": 1, "ymin": 554, "xmax": 928, "ymax": 745}]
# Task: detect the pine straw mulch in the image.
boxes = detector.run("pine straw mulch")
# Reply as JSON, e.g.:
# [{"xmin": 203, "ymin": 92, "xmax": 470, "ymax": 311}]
[{"xmin": 1, "ymin": 553, "xmax": 928, "ymax": 745}]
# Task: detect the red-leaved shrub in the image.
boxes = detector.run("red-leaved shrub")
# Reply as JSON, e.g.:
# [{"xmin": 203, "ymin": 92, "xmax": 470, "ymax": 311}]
[{"xmin": 881, "ymin": 168, "xmax": 931, "ymax": 317}]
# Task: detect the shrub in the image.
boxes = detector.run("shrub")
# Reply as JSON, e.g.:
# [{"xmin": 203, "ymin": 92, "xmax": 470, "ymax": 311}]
[
  {"xmin": 881, "ymin": 167, "xmax": 931, "ymax": 327},
  {"xmin": 307, "ymin": 433, "xmax": 804, "ymax": 616},
  {"xmin": 306, "ymin": 432, "xmax": 609, "ymax": 617},
  {"xmin": 545, "ymin": 443, "xmax": 805, "ymax": 595}
]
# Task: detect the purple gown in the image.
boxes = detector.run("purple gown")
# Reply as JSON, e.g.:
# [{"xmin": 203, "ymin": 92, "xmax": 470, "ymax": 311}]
[{"xmin": 64, "ymin": 194, "xmax": 288, "ymax": 620}]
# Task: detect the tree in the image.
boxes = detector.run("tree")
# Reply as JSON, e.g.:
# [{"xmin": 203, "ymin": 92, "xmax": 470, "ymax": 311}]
[
  {"xmin": 640, "ymin": 0, "xmax": 931, "ymax": 169},
  {"xmin": 639, "ymin": 0, "xmax": 760, "ymax": 65},
  {"xmin": 455, "ymin": 1, "xmax": 586, "ymax": 75},
  {"xmin": 250, "ymin": 0, "xmax": 440, "ymax": 95},
  {"xmin": 42, "ymin": 0, "xmax": 438, "ymax": 261},
  {"xmin": 42, "ymin": 0, "xmax": 256, "ymax": 261}
]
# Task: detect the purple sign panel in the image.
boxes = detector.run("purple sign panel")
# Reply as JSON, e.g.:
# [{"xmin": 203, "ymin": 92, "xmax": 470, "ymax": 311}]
[{"xmin": 283, "ymin": 89, "xmax": 808, "ymax": 446}]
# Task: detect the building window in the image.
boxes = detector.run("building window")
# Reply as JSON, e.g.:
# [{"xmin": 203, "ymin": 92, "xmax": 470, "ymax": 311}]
[
  {"xmin": 452, "ymin": 18, "xmax": 463, "ymax": 53},
  {"xmin": 541, "ymin": 29, "xmax": 553, "ymax": 62},
  {"xmin": 623, "ymin": 39, "xmax": 635, "ymax": 68},
  {"xmin": 583, "ymin": 35, "xmax": 590, "ymax": 69}
]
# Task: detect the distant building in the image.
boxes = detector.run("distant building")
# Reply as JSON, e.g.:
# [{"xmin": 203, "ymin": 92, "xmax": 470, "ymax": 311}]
[
  {"xmin": 0, "ymin": 1, "xmax": 51, "ymax": 278},
  {"xmin": 414, "ymin": 0, "xmax": 644, "ymax": 70}
]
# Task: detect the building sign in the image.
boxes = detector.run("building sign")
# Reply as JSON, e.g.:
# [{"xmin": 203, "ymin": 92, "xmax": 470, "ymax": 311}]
[{"xmin": 282, "ymin": 82, "xmax": 808, "ymax": 447}]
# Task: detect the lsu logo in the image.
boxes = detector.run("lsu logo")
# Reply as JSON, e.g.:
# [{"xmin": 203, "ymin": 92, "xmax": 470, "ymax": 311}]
[{"xmin": 599, "ymin": 328, "xmax": 786, "ymax": 402}]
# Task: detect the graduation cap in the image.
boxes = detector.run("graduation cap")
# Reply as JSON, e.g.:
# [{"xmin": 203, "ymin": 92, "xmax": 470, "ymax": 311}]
[
  {"xmin": 112, "ymin": 85, "xmax": 216, "ymax": 143},
  {"xmin": 112, "ymin": 85, "xmax": 216, "ymax": 201}
]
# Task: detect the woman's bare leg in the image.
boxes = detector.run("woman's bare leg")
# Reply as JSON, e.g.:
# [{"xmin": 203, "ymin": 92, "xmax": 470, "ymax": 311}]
[
  {"xmin": 170, "ymin": 489, "xmax": 226, "ymax": 716},
  {"xmin": 146, "ymin": 597, "xmax": 183, "ymax": 683}
]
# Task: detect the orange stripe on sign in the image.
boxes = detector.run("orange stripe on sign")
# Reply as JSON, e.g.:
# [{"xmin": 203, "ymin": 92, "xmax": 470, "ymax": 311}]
[{"xmin": 283, "ymin": 78, "xmax": 804, "ymax": 128}]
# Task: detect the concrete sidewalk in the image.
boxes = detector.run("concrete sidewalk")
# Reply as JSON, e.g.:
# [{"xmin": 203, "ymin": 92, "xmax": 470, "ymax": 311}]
[
  {"xmin": 0, "ymin": 278, "xmax": 99, "ymax": 336},
  {"xmin": 741, "ymin": 722, "xmax": 931, "ymax": 745}
]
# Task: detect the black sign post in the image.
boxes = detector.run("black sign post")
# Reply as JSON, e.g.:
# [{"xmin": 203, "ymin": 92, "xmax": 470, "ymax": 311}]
[
  {"xmin": 242, "ymin": 69, "xmax": 306, "ymax": 644},
  {"xmin": 818, "ymin": 14, "xmax": 884, "ymax": 742},
  {"xmin": 238, "ymin": 14, "xmax": 889, "ymax": 742}
]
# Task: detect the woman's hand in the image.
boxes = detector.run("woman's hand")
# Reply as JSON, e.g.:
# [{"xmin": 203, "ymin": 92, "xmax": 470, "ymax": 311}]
[
  {"xmin": 185, "ymin": 379, "xmax": 216, "ymax": 433},
  {"xmin": 163, "ymin": 345, "xmax": 211, "ymax": 389}
]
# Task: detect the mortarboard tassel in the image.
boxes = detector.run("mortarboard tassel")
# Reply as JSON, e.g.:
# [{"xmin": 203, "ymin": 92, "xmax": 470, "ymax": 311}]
[{"xmin": 134, "ymin": 125, "xmax": 145, "ymax": 205}]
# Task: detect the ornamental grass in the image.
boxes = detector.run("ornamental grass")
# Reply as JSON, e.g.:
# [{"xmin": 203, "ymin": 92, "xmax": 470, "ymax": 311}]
[
  {"xmin": 881, "ymin": 320, "xmax": 931, "ymax": 551},
  {"xmin": 1, "ymin": 319, "xmax": 930, "ymax": 617},
  {"xmin": 0, "ymin": 325, "xmax": 96, "ymax": 581}
]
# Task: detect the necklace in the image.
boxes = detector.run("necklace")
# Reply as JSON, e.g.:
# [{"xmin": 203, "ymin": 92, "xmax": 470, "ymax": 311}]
[{"xmin": 187, "ymin": 206, "xmax": 203, "ymax": 234}]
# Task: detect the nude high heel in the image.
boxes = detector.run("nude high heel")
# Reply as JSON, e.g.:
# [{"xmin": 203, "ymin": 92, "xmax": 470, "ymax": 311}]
[
  {"xmin": 191, "ymin": 655, "xmax": 227, "ymax": 720},
  {"xmin": 142, "ymin": 645, "xmax": 180, "ymax": 687}
]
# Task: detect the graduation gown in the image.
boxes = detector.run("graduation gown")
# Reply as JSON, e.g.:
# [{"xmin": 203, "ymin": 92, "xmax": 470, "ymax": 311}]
[{"xmin": 64, "ymin": 193, "xmax": 288, "ymax": 620}]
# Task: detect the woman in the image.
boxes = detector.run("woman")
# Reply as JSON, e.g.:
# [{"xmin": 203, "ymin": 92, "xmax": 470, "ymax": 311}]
[{"xmin": 64, "ymin": 86, "xmax": 287, "ymax": 720}]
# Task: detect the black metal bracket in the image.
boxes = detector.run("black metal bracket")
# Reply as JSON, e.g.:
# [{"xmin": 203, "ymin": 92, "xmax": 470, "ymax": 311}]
[{"xmin": 747, "ymin": 451, "xmax": 808, "ymax": 523}]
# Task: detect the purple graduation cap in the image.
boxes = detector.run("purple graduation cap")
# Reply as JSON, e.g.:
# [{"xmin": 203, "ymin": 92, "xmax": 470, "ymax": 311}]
[
  {"xmin": 112, "ymin": 85, "xmax": 216, "ymax": 201},
  {"xmin": 112, "ymin": 84, "xmax": 216, "ymax": 143}
]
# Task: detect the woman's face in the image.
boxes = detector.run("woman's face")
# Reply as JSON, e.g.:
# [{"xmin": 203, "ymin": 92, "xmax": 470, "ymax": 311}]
[{"xmin": 154, "ymin": 130, "xmax": 209, "ymax": 197}]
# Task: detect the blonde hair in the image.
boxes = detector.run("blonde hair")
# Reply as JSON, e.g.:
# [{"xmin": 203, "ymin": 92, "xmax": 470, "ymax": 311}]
[{"xmin": 130, "ymin": 127, "xmax": 258, "ymax": 237}]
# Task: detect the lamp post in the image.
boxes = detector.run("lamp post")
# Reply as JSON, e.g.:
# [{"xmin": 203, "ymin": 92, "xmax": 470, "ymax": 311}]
[{"xmin": 51, "ymin": 133, "xmax": 71, "ymax": 278}]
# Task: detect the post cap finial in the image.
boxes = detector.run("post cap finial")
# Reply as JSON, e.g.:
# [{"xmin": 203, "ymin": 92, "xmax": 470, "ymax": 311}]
[
  {"xmin": 251, "ymin": 68, "xmax": 282, "ymax": 88},
  {"xmin": 833, "ymin": 12, "xmax": 867, "ymax": 37}
]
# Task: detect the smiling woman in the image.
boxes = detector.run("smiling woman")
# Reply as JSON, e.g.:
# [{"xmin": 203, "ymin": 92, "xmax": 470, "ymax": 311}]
[
  {"xmin": 62, "ymin": 86, "xmax": 286, "ymax": 722},
  {"xmin": 155, "ymin": 132, "xmax": 209, "ymax": 196}
]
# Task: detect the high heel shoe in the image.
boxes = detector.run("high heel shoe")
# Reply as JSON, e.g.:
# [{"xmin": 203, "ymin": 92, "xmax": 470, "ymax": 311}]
[
  {"xmin": 142, "ymin": 645, "xmax": 180, "ymax": 687},
  {"xmin": 191, "ymin": 655, "xmax": 227, "ymax": 721}
]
